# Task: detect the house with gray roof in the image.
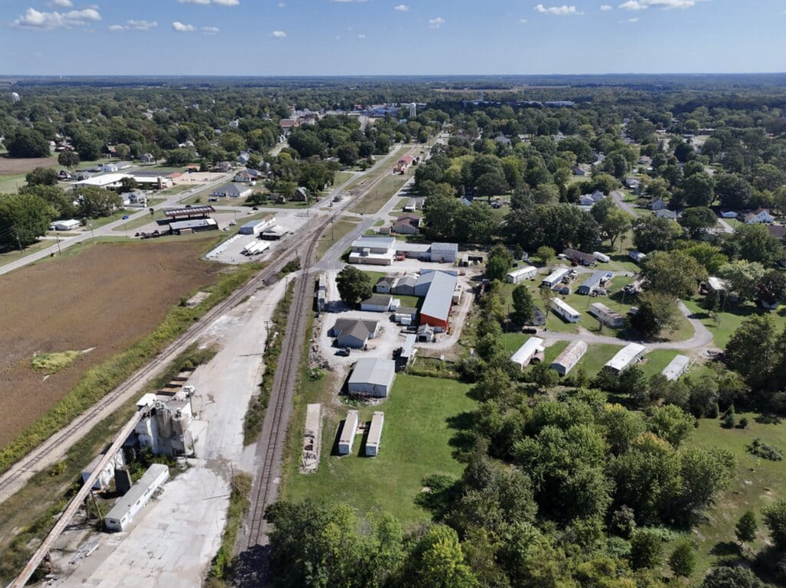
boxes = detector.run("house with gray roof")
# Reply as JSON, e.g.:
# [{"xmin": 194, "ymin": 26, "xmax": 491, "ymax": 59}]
[{"xmin": 329, "ymin": 319, "xmax": 380, "ymax": 349}]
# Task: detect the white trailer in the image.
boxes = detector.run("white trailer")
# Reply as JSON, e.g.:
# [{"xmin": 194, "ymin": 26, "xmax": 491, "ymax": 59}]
[
  {"xmin": 338, "ymin": 410, "xmax": 359, "ymax": 455},
  {"xmin": 365, "ymin": 412, "xmax": 385, "ymax": 457},
  {"xmin": 662, "ymin": 355, "xmax": 690, "ymax": 381},
  {"xmin": 542, "ymin": 267, "xmax": 570, "ymax": 289},
  {"xmin": 104, "ymin": 464, "xmax": 169, "ymax": 532},
  {"xmin": 550, "ymin": 298, "xmax": 581, "ymax": 323},
  {"xmin": 593, "ymin": 251, "xmax": 611, "ymax": 263},
  {"xmin": 605, "ymin": 343, "xmax": 646, "ymax": 373},
  {"xmin": 590, "ymin": 303, "xmax": 626, "ymax": 328},
  {"xmin": 506, "ymin": 266, "xmax": 538, "ymax": 284},
  {"xmin": 510, "ymin": 337, "xmax": 545, "ymax": 369},
  {"xmin": 550, "ymin": 340, "xmax": 588, "ymax": 376}
]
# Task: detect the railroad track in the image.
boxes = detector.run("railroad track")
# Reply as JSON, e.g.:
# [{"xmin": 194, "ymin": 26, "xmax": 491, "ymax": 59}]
[{"xmin": 245, "ymin": 228, "xmax": 321, "ymax": 547}]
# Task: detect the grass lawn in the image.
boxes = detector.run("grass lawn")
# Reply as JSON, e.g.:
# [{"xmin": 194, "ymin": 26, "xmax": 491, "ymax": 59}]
[
  {"xmin": 350, "ymin": 172, "xmax": 412, "ymax": 215},
  {"xmin": 667, "ymin": 413, "xmax": 786, "ymax": 584},
  {"xmin": 159, "ymin": 184, "xmax": 193, "ymax": 195},
  {"xmin": 334, "ymin": 171, "xmax": 355, "ymax": 186},
  {"xmin": 573, "ymin": 343, "xmax": 624, "ymax": 375},
  {"xmin": 683, "ymin": 298, "xmax": 786, "ymax": 349},
  {"xmin": 639, "ymin": 349, "xmax": 683, "ymax": 379},
  {"xmin": 394, "ymin": 294, "xmax": 421, "ymax": 310},
  {"xmin": 315, "ymin": 217, "xmax": 361, "ymax": 261},
  {"xmin": 87, "ymin": 209, "xmax": 131, "ymax": 229},
  {"xmin": 0, "ymin": 174, "xmax": 26, "ymax": 194},
  {"xmin": 113, "ymin": 210, "xmax": 166, "ymax": 232},
  {"xmin": 0, "ymin": 240, "xmax": 54, "ymax": 268},
  {"xmin": 501, "ymin": 334, "xmax": 569, "ymax": 365},
  {"xmin": 281, "ymin": 374, "xmax": 476, "ymax": 523}
]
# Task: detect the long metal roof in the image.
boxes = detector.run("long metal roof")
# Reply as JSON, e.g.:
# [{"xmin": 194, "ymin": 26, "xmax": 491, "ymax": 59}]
[
  {"xmin": 420, "ymin": 271, "xmax": 457, "ymax": 322},
  {"xmin": 349, "ymin": 358, "xmax": 396, "ymax": 388}
]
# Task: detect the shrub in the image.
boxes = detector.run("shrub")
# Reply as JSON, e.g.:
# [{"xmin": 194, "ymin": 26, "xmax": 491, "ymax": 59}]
[{"xmin": 747, "ymin": 438, "xmax": 783, "ymax": 461}]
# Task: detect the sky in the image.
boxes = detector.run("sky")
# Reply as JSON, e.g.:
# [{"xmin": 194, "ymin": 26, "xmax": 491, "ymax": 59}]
[{"xmin": 0, "ymin": 0, "xmax": 785, "ymax": 76}]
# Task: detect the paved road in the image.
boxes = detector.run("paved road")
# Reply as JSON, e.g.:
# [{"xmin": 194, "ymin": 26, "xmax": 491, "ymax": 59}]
[
  {"xmin": 611, "ymin": 190, "xmax": 637, "ymax": 216},
  {"xmin": 717, "ymin": 218, "xmax": 735, "ymax": 234},
  {"xmin": 539, "ymin": 301, "xmax": 716, "ymax": 352},
  {"xmin": 0, "ymin": 172, "xmax": 231, "ymax": 278}
]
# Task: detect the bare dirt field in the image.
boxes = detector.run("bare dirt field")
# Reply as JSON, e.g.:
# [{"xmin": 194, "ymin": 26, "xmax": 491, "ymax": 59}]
[
  {"xmin": 0, "ymin": 239, "xmax": 221, "ymax": 448},
  {"xmin": 0, "ymin": 154, "xmax": 59, "ymax": 175}
]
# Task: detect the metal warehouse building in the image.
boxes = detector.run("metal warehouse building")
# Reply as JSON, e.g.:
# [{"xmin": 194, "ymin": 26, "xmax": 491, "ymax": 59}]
[
  {"xmin": 605, "ymin": 343, "xmax": 646, "ymax": 373},
  {"xmin": 347, "ymin": 358, "xmax": 397, "ymax": 398},
  {"xmin": 551, "ymin": 340, "xmax": 588, "ymax": 376},
  {"xmin": 419, "ymin": 271, "xmax": 457, "ymax": 330},
  {"xmin": 104, "ymin": 464, "xmax": 169, "ymax": 532}
]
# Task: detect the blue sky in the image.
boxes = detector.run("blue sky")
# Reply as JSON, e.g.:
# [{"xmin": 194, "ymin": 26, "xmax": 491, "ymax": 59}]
[{"xmin": 1, "ymin": 0, "xmax": 785, "ymax": 76}]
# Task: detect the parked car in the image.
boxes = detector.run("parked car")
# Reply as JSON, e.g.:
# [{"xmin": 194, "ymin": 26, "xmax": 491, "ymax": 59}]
[{"xmin": 336, "ymin": 347, "xmax": 351, "ymax": 357}]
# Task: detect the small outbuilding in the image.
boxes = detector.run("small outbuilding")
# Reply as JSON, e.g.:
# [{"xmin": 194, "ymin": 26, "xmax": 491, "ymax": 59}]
[
  {"xmin": 104, "ymin": 464, "xmax": 169, "ymax": 532},
  {"xmin": 360, "ymin": 295, "xmax": 397, "ymax": 313}
]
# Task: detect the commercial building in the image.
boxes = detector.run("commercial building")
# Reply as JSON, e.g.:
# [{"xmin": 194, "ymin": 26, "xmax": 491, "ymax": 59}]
[
  {"xmin": 169, "ymin": 218, "xmax": 219, "ymax": 234},
  {"xmin": 662, "ymin": 355, "xmax": 690, "ymax": 381},
  {"xmin": 430, "ymin": 242, "xmax": 459, "ymax": 263},
  {"xmin": 550, "ymin": 298, "xmax": 581, "ymax": 323},
  {"xmin": 392, "ymin": 275, "xmax": 417, "ymax": 295},
  {"xmin": 605, "ymin": 343, "xmax": 646, "ymax": 373},
  {"xmin": 338, "ymin": 410, "xmax": 359, "ymax": 456},
  {"xmin": 360, "ymin": 295, "xmax": 398, "ymax": 313},
  {"xmin": 414, "ymin": 270, "xmax": 457, "ymax": 297},
  {"xmin": 550, "ymin": 341, "xmax": 588, "ymax": 376},
  {"xmin": 365, "ymin": 412, "xmax": 385, "ymax": 457},
  {"xmin": 590, "ymin": 303, "xmax": 625, "ymax": 328},
  {"xmin": 164, "ymin": 205, "xmax": 215, "ymax": 222},
  {"xmin": 329, "ymin": 319, "xmax": 380, "ymax": 349},
  {"xmin": 51, "ymin": 219, "xmax": 81, "ymax": 231},
  {"xmin": 578, "ymin": 271, "xmax": 610, "ymax": 296},
  {"xmin": 510, "ymin": 337, "xmax": 545, "ymax": 369},
  {"xmin": 542, "ymin": 267, "xmax": 570, "ymax": 289},
  {"xmin": 347, "ymin": 358, "xmax": 397, "ymax": 398},
  {"xmin": 211, "ymin": 183, "xmax": 252, "ymax": 198},
  {"xmin": 104, "ymin": 464, "xmax": 170, "ymax": 532},
  {"xmin": 506, "ymin": 266, "xmax": 538, "ymax": 284},
  {"xmin": 420, "ymin": 271, "xmax": 457, "ymax": 330},
  {"xmin": 134, "ymin": 392, "xmax": 196, "ymax": 457},
  {"xmin": 239, "ymin": 215, "xmax": 275, "ymax": 236},
  {"xmin": 349, "ymin": 237, "xmax": 396, "ymax": 266}
]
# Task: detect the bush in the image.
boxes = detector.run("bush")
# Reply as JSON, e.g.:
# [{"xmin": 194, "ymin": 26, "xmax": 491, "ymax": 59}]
[
  {"xmin": 747, "ymin": 438, "xmax": 783, "ymax": 461},
  {"xmin": 629, "ymin": 529, "xmax": 663, "ymax": 570}
]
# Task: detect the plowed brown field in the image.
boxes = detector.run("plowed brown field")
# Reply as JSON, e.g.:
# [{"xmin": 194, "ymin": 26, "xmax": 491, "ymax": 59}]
[{"xmin": 0, "ymin": 239, "xmax": 221, "ymax": 448}]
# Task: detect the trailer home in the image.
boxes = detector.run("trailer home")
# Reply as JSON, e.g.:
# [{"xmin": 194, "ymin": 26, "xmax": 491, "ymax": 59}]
[
  {"xmin": 550, "ymin": 298, "xmax": 581, "ymax": 323},
  {"xmin": 506, "ymin": 266, "xmax": 537, "ymax": 284}
]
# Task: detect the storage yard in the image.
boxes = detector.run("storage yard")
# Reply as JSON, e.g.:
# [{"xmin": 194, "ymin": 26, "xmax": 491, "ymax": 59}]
[{"xmin": 0, "ymin": 239, "xmax": 221, "ymax": 448}]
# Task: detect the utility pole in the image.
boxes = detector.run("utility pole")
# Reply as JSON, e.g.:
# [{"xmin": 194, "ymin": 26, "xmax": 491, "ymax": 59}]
[
  {"xmin": 14, "ymin": 224, "xmax": 22, "ymax": 254},
  {"xmin": 56, "ymin": 231, "xmax": 61, "ymax": 255}
]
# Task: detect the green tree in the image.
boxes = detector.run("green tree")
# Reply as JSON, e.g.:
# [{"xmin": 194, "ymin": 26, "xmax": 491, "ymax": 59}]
[
  {"xmin": 641, "ymin": 251, "xmax": 707, "ymax": 298},
  {"xmin": 486, "ymin": 245, "xmax": 513, "ymax": 282},
  {"xmin": 19, "ymin": 184, "xmax": 77, "ymax": 219},
  {"xmin": 763, "ymin": 499, "xmax": 786, "ymax": 551},
  {"xmin": 633, "ymin": 215, "xmax": 682, "ymax": 253},
  {"xmin": 630, "ymin": 292, "xmax": 681, "ymax": 338},
  {"xmin": 647, "ymin": 405, "xmax": 694, "ymax": 447},
  {"xmin": 700, "ymin": 567, "xmax": 765, "ymax": 588},
  {"xmin": 680, "ymin": 242, "xmax": 728, "ymax": 274},
  {"xmin": 718, "ymin": 261, "xmax": 767, "ymax": 303},
  {"xmin": 0, "ymin": 193, "xmax": 56, "ymax": 248},
  {"xmin": 715, "ymin": 174, "xmax": 753, "ymax": 210},
  {"xmin": 629, "ymin": 529, "xmax": 662, "ymax": 570},
  {"xmin": 679, "ymin": 206, "xmax": 718, "ymax": 239},
  {"xmin": 535, "ymin": 246, "xmax": 555, "ymax": 266},
  {"xmin": 734, "ymin": 224, "xmax": 784, "ymax": 265},
  {"xmin": 668, "ymin": 540, "xmax": 696, "ymax": 579},
  {"xmin": 602, "ymin": 209, "xmax": 631, "ymax": 249},
  {"xmin": 725, "ymin": 315, "xmax": 777, "ymax": 390},
  {"xmin": 735, "ymin": 510, "xmax": 758, "ymax": 546},
  {"xmin": 58, "ymin": 150, "xmax": 80, "ymax": 169},
  {"xmin": 407, "ymin": 525, "xmax": 478, "ymax": 588},
  {"xmin": 75, "ymin": 186, "xmax": 122, "ymax": 218},
  {"xmin": 25, "ymin": 166, "xmax": 59, "ymax": 187},
  {"xmin": 512, "ymin": 284, "xmax": 535, "ymax": 326},
  {"xmin": 336, "ymin": 266, "xmax": 373, "ymax": 307},
  {"xmin": 5, "ymin": 128, "xmax": 50, "ymax": 158},
  {"xmin": 757, "ymin": 270, "xmax": 786, "ymax": 306},
  {"xmin": 475, "ymin": 171, "xmax": 509, "ymax": 201}
]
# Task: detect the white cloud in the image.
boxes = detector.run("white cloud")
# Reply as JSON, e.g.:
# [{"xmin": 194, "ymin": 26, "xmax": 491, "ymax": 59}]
[
  {"xmin": 50, "ymin": 0, "xmax": 73, "ymax": 7},
  {"xmin": 277, "ymin": 2, "xmax": 286, "ymax": 6},
  {"xmin": 619, "ymin": 0, "xmax": 708, "ymax": 10},
  {"xmin": 428, "ymin": 16, "xmax": 445, "ymax": 28},
  {"xmin": 626, "ymin": 16, "xmax": 640, "ymax": 21},
  {"xmin": 519, "ymin": 18, "xmax": 528, "ymax": 22},
  {"xmin": 394, "ymin": 4, "xmax": 409, "ymax": 11},
  {"xmin": 201, "ymin": 25, "xmax": 220, "ymax": 34},
  {"xmin": 109, "ymin": 20, "xmax": 158, "ymax": 32},
  {"xmin": 178, "ymin": 0, "xmax": 239, "ymax": 5},
  {"xmin": 358, "ymin": 33, "xmax": 366, "ymax": 39},
  {"xmin": 600, "ymin": 4, "xmax": 613, "ymax": 10},
  {"xmin": 272, "ymin": 30, "xmax": 287, "ymax": 37},
  {"xmin": 534, "ymin": 4, "xmax": 583, "ymax": 16},
  {"xmin": 172, "ymin": 21, "xmax": 197, "ymax": 31},
  {"xmin": 12, "ymin": 7, "xmax": 102, "ymax": 30},
  {"xmin": 330, "ymin": 0, "xmax": 372, "ymax": 3}
]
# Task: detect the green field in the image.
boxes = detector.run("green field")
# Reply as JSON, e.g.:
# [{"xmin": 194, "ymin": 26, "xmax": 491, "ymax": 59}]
[
  {"xmin": 315, "ymin": 217, "xmax": 361, "ymax": 261},
  {"xmin": 113, "ymin": 210, "xmax": 166, "ymax": 232},
  {"xmin": 500, "ymin": 334, "xmax": 569, "ymax": 364},
  {"xmin": 344, "ymin": 145, "xmax": 412, "ymax": 193},
  {"xmin": 683, "ymin": 298, "xmax": 786, "ymax": 349},
  {"xmin": 281, "ymin": 375, "xmax": 475, "ymax": 523},
  {"xmin": 669, "ymin": 413, "xmax": 786, "ymax": 583},
  {"xmin": 350, "ymin": 171, "xmax": 412, "ymax": 215},
  {"xmin": 0, "ymin": 174, "xmax": 25, "ymax": 194},
  {"xmin": 0, "ymin": 240, "xmax": 55, "ymax": 268}
]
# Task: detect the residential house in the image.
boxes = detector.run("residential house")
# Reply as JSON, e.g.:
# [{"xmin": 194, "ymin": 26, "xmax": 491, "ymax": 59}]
[
  {"xmin": 563, "ymin": 248, "xmax": 596, "ymax": 267},
  {"xmin": 656, "ymin": 209, "xmax": 680, "ymax": 220},
  {"xmin": 572, "ymin": 165, "xmax": 589, "ymax": 176},
  {"xmin": 234, "ymin": 169, "xmax": 261, "ymax": 183},
  {"xmin": 292, "ymin": 187, "xmax": 309, "ymax": 202},
  {"xmin": 650, "ymin": 198, "xmax": 668, "ymax": 211},
  {"xmin": 510, "ymin": 337, "xmax": 545, "ymax": 370},
  {"xmin": 742, "ymin": 208, "xmax": 775, "ymax": 224},
  {"xmin": 237, "ymin": 151, "xmax": 251, "ymax": 165},
  {"xmin": 329, "ymin": 319, "xmax": 380, "ymax": 349},
  {"xmin": 767, "ymin": 225, "xmax": 786, "ymax": 241},
  {"xmin": 391, "ymin": 215, "xmax": 421, "ymax": 235},
  {"xmin": 550, "ymin": 340, "xmax": 588, "ymax": 376}
]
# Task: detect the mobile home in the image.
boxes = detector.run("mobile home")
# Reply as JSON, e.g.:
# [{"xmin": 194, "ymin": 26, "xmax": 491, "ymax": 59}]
[
  {"xmin": 542, "ymin": 267, "xmax": 570, "ymax": 290},
  {"xmin": 506, "ymin": 266, "xmax": 537, "ymax": 284},
  {"xmin": 510, "ymin": 337, "xmax": 545, "ymax": 369},
  {"xmin": 365, "ymin": 412, "xmax": 385, "ymax": 457},
  {"xmin": 550, "ymin": 340, "xmax": 588, "ymax": 376},
  {"xmin": 590, "ymin": 303, "xmax": 625, "ymax": 328},
  {"xmin": 605, "ymin": 343, "xmax": 646, "ymax": 373},
  {"xmin": 662, "ymin": 355, "xmax": 690, "ymax": 381},
  {"xmin": 550, "ymin": 298, "xmax": 581, "ymax": 323},
  {"xmin": 338, "ymin": 410, "xmax": 360, "ymax": 455}
]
